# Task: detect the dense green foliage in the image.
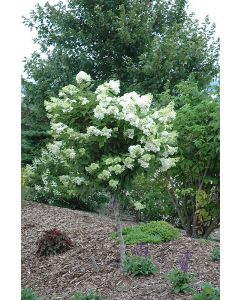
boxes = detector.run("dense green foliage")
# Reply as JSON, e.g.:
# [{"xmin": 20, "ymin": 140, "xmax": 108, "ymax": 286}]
[
  {"xmin": 111, "ymin": 221, "xmax": 180, "ymax": 244},
  {"xmin": 21, "ymin": 288, "xmax": 39, "ymax": 300},
  {"xmin": 22, "ymin": 102, "xmax": 50, "ymax": 165},
  {"xmin": 122, "ymin": 173, "xmax": 179, "ymax": 223},
  {"xmin": 211, "ymin": 247, "xmax": 220, "ymax": 261},
  {"xmin": 192, "ymin": 283, "xmax": 220, "ymax": 300},
  {"xmin": 22, "ymin": 0, "xmax": 219, "ymax": 164},
  {"xmin": 122, "ymin": 255, "xmax": 158, "ymax": 276},
  {"xmin": 167, "ymin": 268, "xmax": 193, "ymax": 293},
  {"xmin": 155, "ymin": 80, "xmax": 220, "ymax": 237},
  {"xmin": 72, "ymin": 290, "xmax": 102, "ymax": 300}
]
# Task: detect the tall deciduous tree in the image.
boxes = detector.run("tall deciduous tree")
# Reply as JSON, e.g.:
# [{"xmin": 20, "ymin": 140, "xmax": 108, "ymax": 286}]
[{"xmin": 22, "ymin": 0, "xmax": 219, "ymax": 164}]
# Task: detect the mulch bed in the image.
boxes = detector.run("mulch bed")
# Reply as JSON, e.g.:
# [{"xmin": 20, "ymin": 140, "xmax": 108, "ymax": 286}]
[{"xmin": 21, "ymin": 202, "xmax": 220, "ymax": 300}]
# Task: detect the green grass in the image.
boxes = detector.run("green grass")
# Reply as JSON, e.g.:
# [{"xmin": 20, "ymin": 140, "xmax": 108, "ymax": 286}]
[{"xmin": 110, "ymin": 221, "xmax": 180, "ymax": 244}]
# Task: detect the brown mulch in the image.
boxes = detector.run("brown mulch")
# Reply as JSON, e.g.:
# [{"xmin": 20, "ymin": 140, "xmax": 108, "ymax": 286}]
[{"xmin": 21, "ymin": 202, "xmax": 220, "ymax": 300}]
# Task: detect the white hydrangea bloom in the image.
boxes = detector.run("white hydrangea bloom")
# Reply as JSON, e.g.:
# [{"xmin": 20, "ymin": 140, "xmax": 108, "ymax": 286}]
[
  {"xmin": 108, "ymin": 164, "xmax": 125, "ymax": 175},
  {"xmin": 61, "ymin": 84, "xmax": 78, "ymax": 96},
  {"xmin": 138, "ymin": 160, "xmax": 149, "ymax": 168},
  {"xmin": 78, "ymin": 148, "xmax": 86, "ymax": 156},
  {"xmin": 93, "ymin": 105, "xmax": 106, "ymax": 119},
  {"xmin": 108, "ymin": 80, "xmax": 120, "ymax": 95},
  {"xmin": 64, "ymin": 148, "xmax": 76, "ymax": 159},
  {"xmin": 105, "ymin": 158, "xmax": 114, "ymax": 165},
  {"xmin": 125, "ymin": 129, "xmax": 134, "ymax": 139},
  {"xmin": 78, "ymin": 97, "xmax": 89, "ymax": 105},
  {"xmin": 124, "ymin": 157, "xmax": 134, "ymax": 169},
  {"xmin": 86, "ymin": 126, "xmax": 101, "ymax": 136},
  {"xmin": 73, "ymin": 177, "xmax": 85, "ymax": 185},
  {"xmin": 128, "ymin": 145, "xmax": 144, "ymax": 158},
  {"xmin": 59, "ymin": 175, "xmax": 71, "ymax": 187},
  {"xmin": 109, "ymin": 179, "xmax": 119, "ymax": 189},
  {"xmin": 144, "ymin": 139, "xmax": 161, "ymax": 153},
  {"xmin": 51, "ymin": 122, "xmax": 68, "ymax": 134},
  {"xmin": 85, "ymin": 163, "xmax": 100, "ymax": 173},
  {"xmin": 101, "ymin": 127, "xmax": 112, "ymax": 138},
  {"xmin": 47, "ymin": 141, "xmax": 63, "ymax": 155},
  {"xmin": 160, "ymin": 157, "xmax": 177, "ymax": 172},
  {"xmin": 135, "ymin": 94, "xmax": 152, "ymax": 113},
  {"xmin": 152, "ymin": 101, "xmax": 176, "ymax": 123},
  {"xmin": 98, "ymin": 170, "xmax": 111, "ymax": 180},
  {"xmin": 76, "ymin": 71, "xmax": 91, "ymax": 84},
  {"xmin": 113, "ymin": 157, "xmax": 122, "ymax": 164}
]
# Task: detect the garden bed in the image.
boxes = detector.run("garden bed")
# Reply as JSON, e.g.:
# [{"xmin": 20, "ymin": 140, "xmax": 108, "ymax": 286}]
[{"xmin": 22, "ymin": 202, "xmax": 219, "ymax": 300}]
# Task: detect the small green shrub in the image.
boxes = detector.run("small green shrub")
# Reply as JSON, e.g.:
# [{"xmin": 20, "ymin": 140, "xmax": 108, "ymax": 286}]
[
  {"xmin": 167, "ymin": 268, "xmax": 193, "ymax": 293},
  {"xmin": 72, "ymin": 290, "xmax": 102, "ymax": 300},
  {"xmin": 111, "ymin": 221, "xmax": 180, "ymax": 244},
  {"xmin": 21, "ymin": 288, "xmax": 39, "ymax": 300},
  {"xmin": 211, "ymin": 247, "xmax": 220, "ymax": 261},
  {"xmin": 122, "ymin": 255, "xmax": 158, "ymax": 276},
  {"xmin": 36, "ymin": 228, "xmax": 74, "ymax": 256},
  {"xmin": 192, "ymin": 282, "xmax": 220, "ymax": 300}
]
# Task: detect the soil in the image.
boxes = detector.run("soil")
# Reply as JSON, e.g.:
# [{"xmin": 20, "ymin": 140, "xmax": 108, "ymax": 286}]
[{"xmin": 22, "ymin": 202, "xmax": 220, "ymax": 300}]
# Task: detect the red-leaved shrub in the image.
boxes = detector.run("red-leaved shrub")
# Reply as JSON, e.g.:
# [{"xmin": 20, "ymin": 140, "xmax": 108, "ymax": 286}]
[{"xmin": 36, "ymin": 228, "xmax": 74, "ymax": 256}]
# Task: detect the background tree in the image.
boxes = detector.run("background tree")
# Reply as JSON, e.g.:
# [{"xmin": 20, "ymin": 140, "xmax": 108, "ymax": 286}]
[
  {"xmin": 155, "ymin": 79, "xmax": 220, "ymax": 238},
  {"xmin": 21, "ymin": 0, "xmax": 219, "ymax": 164}
]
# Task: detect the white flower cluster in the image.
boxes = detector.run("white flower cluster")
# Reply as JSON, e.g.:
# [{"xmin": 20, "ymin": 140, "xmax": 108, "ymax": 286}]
[
  {"xmin": 63, "ymin": 148, "xmax": 76, "ymax": 159},
  {"xmin": 47, "ymin": 141, "xmax": 63, "ymax": 155},
  {"xmin": 128, "ymin": 145, "xmax": 144, "ymax": 158},
  {"xmin": 61, "ymin": 85, "xmax": 79, "ymax": 96},
  {"xmin": 95, "ymin": 80, "xmax": 120, "ymax": 95},
  {"xmin": 45, "ymin": 97, "xmax": 75, "ymax": 115},
  {"xmin": 85, "ymin": 163, "xmax": 100, "ymax": 173},
  {"xmin": 76, "ymin": 71, "xmax": 92, "ymax": 84},
  {"xmin": 86, "ymin": 126, "xmax": 112, "ymax": 138},
  {"xmin": 27, "ymin": 71, "xmax": 178, "ymax": 197}
]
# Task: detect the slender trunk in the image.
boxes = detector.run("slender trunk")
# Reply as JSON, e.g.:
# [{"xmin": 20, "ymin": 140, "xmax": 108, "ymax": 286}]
[
  {"xmin": 203, "ymin": 213, "xmax": 220, "ymax": 239},
  {"xmin": 192, "ymin": 213, "xmax": 198, "ymax": 237},
  {"xmin": 112, "ymin": 194, "xmax": 126, "ymax": 267},
  {"xmin": 167, "ymin": 189, "xmax": 187, "ymax": 232}
]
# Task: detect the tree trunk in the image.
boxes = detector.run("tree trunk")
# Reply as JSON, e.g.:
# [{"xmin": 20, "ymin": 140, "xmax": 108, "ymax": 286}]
[
  {"xmin": 203, "ymin": 213, "xmax": 220, "ymax": 239},
  {"xmin": 112, "ymin": 194, "xmax": 126, "ymax": 267}
]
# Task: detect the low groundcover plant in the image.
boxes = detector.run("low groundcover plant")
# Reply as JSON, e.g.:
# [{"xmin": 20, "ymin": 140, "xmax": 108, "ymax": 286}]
[
  {"xmin": 111, "ymin": 220, "xmax": 180, "ymax": 244},
  {"xmin": 21, "ymin": 288, "xmax": 39, "ymax": 300},
  {"xmin": 167, "ymin": 268, "xmax": 193, "ymax": 293},
  {"xmin": 72, "ymin": 290, "xmax": 102, "ymax": 300},
  {"xmin": 122, "ymin": 254, "xmax": 158, "ymax": 276},
  {"xmin": 36, "ymin": 228, "xmax": 74, "ymax": 256},
  {"xmin": 192, "ymin": 282, "xmax": 220, "ymax": 300},
  {"xmin": 211, "ymin": 247, "xmax": 220, "ymax": 261}
]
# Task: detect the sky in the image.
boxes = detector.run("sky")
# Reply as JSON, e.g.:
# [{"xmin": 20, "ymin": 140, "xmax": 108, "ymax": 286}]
[{"xmin": 20, "ymin": 0, "xmax": 220, "ymax": 69}]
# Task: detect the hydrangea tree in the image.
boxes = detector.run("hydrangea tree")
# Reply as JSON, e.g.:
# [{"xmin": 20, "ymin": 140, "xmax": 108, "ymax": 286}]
[{"xmin": 26, "ymin": 71, "xmax": 178, "ymax": 264}]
